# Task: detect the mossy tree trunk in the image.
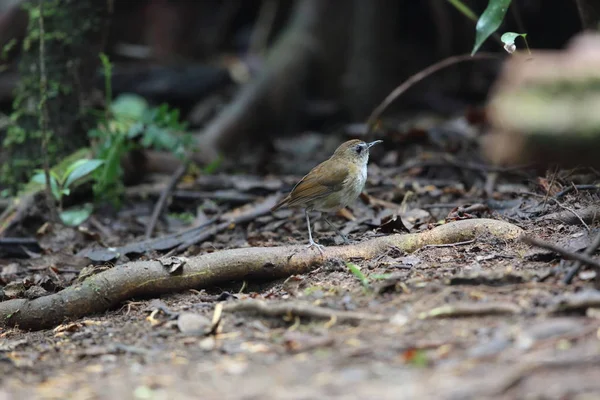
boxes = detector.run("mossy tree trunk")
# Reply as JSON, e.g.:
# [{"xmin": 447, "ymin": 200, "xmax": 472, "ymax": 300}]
[{"xmin": 1, "ymin": 0, "xmax": 109, "ymax": 190}]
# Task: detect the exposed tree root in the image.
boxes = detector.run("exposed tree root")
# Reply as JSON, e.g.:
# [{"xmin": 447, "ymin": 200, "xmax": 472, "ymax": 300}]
[
  {"xmin": 0, "ymin": 218, "xmax": 522, "ymax": 331},
  {"xmin": 418, "ymin": 301, "xmax": 521, "ymax": 319},
  {"xmin": 223, "ymin": 299, "xmax": 387, "ymax": 322}
]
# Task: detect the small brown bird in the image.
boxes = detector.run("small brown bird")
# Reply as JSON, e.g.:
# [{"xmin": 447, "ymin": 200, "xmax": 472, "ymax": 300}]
[{"xmin": 272, "ymin": 139, "xmax": 383, "ymax": 252}]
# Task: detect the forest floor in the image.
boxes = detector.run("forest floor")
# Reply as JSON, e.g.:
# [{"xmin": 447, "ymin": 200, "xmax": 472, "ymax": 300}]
[{"xmin": 1, "ymin": 129, "xmax": 600, "ymax": 400}]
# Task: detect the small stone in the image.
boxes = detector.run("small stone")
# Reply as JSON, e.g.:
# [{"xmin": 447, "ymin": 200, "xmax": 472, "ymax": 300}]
[
  {"xmin": 177, "ymin": 313, "xmax": 210, "ymax": 336},
  {"xmin": 390, "ymin": 313, "xmax": 409, "ymax": 327}
]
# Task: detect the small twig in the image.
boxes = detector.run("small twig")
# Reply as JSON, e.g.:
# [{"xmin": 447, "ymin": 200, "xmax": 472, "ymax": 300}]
[
  {"xmin": 397, "ymin": 157, "xmax": 531, "ymax": 174},
  {"xmin": 523, "ymin": 191, "xmax": 591, "ymax": 230},
  {"xmin": 172, "ymin": 190, "xmax": 257, "ymax": 203},
  {"xmin": 418, "ymin": 301, "xmax": 521, "ymax": 319},
  {"xmin": 551, "ymin": 200, "xmax": 589, "ymax": 231},
  {"xmin": 88, "ymin": 216, "xmax": 113, "ymax": 242},
  {"xmin": 564, "ymin": 230, "xmax": 600, "ymax": 284},
  {"xmin": 555, "ymin": 184, "xmax": 599, "ymax": 199},
  {"xmin": 366, "ymin": 52, "xmax": 502, "ymax": 129},
  {"xmin": 540, "ymin": 204, "xmax": 600, "ymax": 226},
  {"xmin": 37, "ymin": 0, "xmax": 58, "ymax": 223},
  {"xmin": 521, "ymin": 236, "xmax": 600, "ymax": 270},
  {"xmin": 541, "ymin": 166, "xmax": 559, "ymax": 210},
  {"xmin": 125, "ymin": 185, "xmax": 260, "ymax": 204},
  {"xmin": 168, "ymin": 194, "xmax": 280, "ymax": 255},
  {"xmin": 415, "ymin": 239, "xmax": 475, "ymax": 252},
  {"xmin": 421, "ymin": 203, "xmax": 461, "ymax": 210},
  {"xmin": 145, "ymin": 162, "xmax": 188, "ymax": 239},
  {"xmin": 223, "ymin": 299, "xmax": 387, "ymax": 322}
]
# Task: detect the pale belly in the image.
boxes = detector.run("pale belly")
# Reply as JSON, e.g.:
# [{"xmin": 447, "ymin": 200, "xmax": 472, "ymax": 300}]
[{"xmin": 311, "ymin": 164, "xmax": 367, "ymax": 212}]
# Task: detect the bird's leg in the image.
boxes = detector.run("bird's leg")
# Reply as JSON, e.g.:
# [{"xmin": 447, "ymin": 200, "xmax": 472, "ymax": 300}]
[
  {"xmin": 323, "ymin": 217, "xmax": 349, "ymax": 244},
  {"xmin": 305, "ymin": 209, "xmax": 325, "ymax": 254}
]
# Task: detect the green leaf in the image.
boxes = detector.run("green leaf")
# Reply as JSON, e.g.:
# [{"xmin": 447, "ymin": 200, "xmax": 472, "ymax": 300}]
[
  {"xmin": 345, "ymin": 262, "xmax": 370, "ymax": 288},
  {"xmin": 472, "ymin": 0, "xmax": 512, "ymax": 55},
  {"xmin": 50, "ymin": 176, "xmax": 61, "ymax": 200},
  {"xmin": 500, "ymin": 31, "xmax": 529, "ymax": 54},
  {"xmin": 63, "ymin": 159, "xmax": 94, "ymax": 181},
  {"xmin": 30, "ymin": 171, "xmax": 47, "ymax": 185},
  {"xmin": 63, "ymin": 159, "xmax": 104, "ymax": 189},
  {"xmin": 111, "ymin": 94, "xmax": 148, "ymax": 120},
  {"xmin": 142, "ymin": 125, "xmax": 179, "ymax": 151},
  {"xmin": 126, "ymin": 122, "xmax": 145, "ymax": 139},
  {"xmin": 500, "ymin": 32, "xmax": 523, "ymax": 45},
  {"xmin": 59, "ymin": 204, "xmax": 93, "ymax": 226},
  {"xmin": 31, "ymin": 171, "xmax": 61, "ymax": 200},
  {"xmin": 93, "ymin": 134, "xmax": 128, "ymax": 202}
]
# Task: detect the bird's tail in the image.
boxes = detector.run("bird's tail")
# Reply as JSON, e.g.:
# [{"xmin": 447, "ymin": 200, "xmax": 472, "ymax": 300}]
[{"xmin": 270, "ymin": 195, "xmax": 290, "ymax": 212}]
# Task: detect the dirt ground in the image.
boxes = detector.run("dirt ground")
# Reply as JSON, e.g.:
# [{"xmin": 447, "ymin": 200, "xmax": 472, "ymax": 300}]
[{"xmin": 1, "ymin": 133, "xmax": 600, "ymax": 400}]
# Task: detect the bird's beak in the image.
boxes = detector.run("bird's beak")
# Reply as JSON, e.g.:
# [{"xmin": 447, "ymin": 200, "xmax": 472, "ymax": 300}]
[{"xmin": 367, "ymin": 140, "xmax": 383, "ymax": 148}]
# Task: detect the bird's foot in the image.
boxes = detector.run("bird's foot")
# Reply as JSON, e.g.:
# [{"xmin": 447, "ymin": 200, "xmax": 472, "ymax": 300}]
[
  {"xmin": 339, "ymin": 234, "xmax": 350, "ymax": 245},
  {"xmin": 306, "ymin": 239, "xmax": 325, "ymax": 255}
]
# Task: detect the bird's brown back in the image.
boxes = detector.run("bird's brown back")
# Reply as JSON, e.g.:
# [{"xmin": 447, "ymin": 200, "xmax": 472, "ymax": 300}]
[{"xmin": 271, "ymin": 157, "xmax": 351, "ymax": 211}]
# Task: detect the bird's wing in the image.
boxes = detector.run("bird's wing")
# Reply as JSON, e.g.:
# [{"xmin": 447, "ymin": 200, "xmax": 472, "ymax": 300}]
[{"xmin": 280, "ymin": 161, "xmax": 349, "ymax": 208}]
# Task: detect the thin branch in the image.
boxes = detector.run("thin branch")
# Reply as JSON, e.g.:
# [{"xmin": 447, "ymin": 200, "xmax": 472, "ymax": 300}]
[
  {"xmin": 145, "ymin": 162, "xmax": 188, "ymax": 239},
  {"xmin": 167, "ymin": 193, "xmax": 280, "ymax": 255},
  {"xmin": 521, "ymin": 236, "xmax": 600, "ymax": 270},
  {"xmin": 38, "ymin": 0, "xmax": 58, "ymax": 223},
  {"xmin": 555, "ymin": 184, "xmax": 599, "ymax": 199},
  {"xmin": 523, "ymin": 191, "xmax": 591, "ymax": 230},
  {"xmin": 418, "ymin": 301, "xmax": 520, "ymax": 319},
  {"xmin": 564, "ymin": 230, "xmax": 600, "ymax": 284},
  {"xmin": 415, "ymin": 239, "xmax": 475, "ymax": 252},
  {"xmin": 224, "ymin": 299, "xmax": 387, "ymax": 322},
  {"xmin": 366, "ymin": 52, "xmax": 502, "ymax": 130}
]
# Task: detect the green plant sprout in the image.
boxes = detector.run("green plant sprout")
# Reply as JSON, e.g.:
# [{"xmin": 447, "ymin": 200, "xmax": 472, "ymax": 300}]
[
  {"xmin": 448, "ymin": 0, "xmax": 528, "ymax": 56},
  {"xmin": 501, "ymin": 32, "xmax": 531, "ymax": 54},
  {"xmin": 26, "ymin": 53, "xmax": 196, "ymax": 226},
  {"xmin": 31, "ymin": 158, "xmax": 104, "ymax": 226},
  {"xmin": 345, "ymin": 262, "xmax": 371, "ymax": 288},
  {"xmin": 89, "ymin": 53, "xmax": 192, "ymax": 203}
]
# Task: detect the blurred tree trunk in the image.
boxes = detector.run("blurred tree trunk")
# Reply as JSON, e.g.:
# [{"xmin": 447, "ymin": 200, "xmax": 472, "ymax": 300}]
[
  {"xmin": 196, "ymin": 0, "xmax": 349, "ymax": 163},
  {"xmin": 344, "ymin": 0, "xmax": 402, "ymax": 120},
  {"xmin": 1, "ymin": 0, "xmax": 109, "ymax": 190},
  {"xmin": 576, "ymin": 0, "xmax": 600, "ymax": 30}
]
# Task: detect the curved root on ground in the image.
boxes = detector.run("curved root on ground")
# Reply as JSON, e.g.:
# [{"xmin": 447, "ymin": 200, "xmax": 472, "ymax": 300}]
[{"xmin": 0, "ymin": 218, "xmax": 522, "ymax": 330}]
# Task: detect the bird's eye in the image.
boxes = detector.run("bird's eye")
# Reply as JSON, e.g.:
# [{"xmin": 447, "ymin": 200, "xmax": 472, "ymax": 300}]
[{"xmin": 355, "ymin": 144, "xmax": 364, "ymax": 154}]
